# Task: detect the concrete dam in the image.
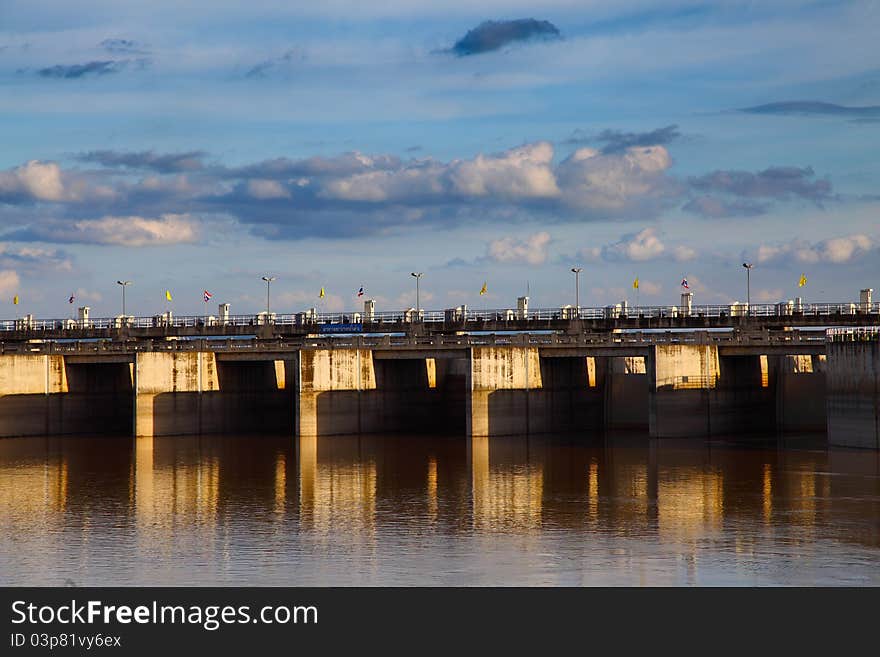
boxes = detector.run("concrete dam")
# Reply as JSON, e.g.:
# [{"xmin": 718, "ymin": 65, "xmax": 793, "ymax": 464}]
[{"xmin": 0, "ymin": 328, "xmax": 877, "ymax": 449}]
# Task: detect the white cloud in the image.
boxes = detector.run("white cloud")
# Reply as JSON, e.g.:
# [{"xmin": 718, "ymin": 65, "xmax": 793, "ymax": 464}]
[
  {"xmin": 602, "ymin": 227, "xmax": 666, "ymax": 261},
  {"xmin": 0, "ymin": 270, "xmax": 20, "ymax": 296},
  {"xmin": 756, "ymin": 234, "xmax": 874, "ymax": 264},
  {"xmin": 487, "ymin": 231, "xmax": 551, "ymax": 265},
  {"xmin": 247, "ymin": 179, "xmax": 291, "ymax": 200},
  {"xmin": 556, "ymin": 146, "xmax": 675, "ymax": 212},
  {"xmin": 0, "ymin": 160, "xmax": 65, "ymax": 202},
  {"xmin": 32, "ymin": 214, "xmax": 200, "ymax": 247}
]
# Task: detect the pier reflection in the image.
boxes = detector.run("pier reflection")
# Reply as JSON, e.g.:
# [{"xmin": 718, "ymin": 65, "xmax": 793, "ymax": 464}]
[{"xmin": 0, "ymin": 433, "xmax": 878, "ymax": 585}]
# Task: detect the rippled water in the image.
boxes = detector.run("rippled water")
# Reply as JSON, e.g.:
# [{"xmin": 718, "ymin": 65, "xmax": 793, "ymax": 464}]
[{"xmin": 0, "ymin": 433, "xmax": 878, "ymax": 586}]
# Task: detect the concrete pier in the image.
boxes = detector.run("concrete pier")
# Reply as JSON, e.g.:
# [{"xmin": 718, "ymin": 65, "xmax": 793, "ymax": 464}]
[
  {"xmin": 0, "ymin": 328, "xmax": 875, "ymax": 447},
  {"xmin": 827, "ymin": 341, "xmax": 880, "ymax": 449}
]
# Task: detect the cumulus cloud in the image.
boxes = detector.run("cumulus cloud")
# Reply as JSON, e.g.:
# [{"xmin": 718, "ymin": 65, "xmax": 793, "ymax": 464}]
[
  {"xmin": 597, "ymin": 227, "xmax": 695, "ymax": 262},
  {"xmin": 0, "ymin": 141, "xmax": 838, "ymax": 245},
  {"xmin": 13, "ymin": 214, "xmax": 200, "ymax": 247},
  {"xmin": 449, "ymin": 19, "xmax": 561, "ymax": 56},
  {"xmin": 246, "ymin": 179, "xmax": 291, "ymax": 200},
  {"xmin": 556, "ymin": 146, "xmax": 677, "ymax": 213},
  {"xmin": 0, "ymin": 160, "xmax": 117, "ymax": 204},
  {"xmin": 487, "ymin": 232, "xmax": 551, "ymax": 265},
  {"xmin": 756, "ymin": 234, "xmax": 873, "ymax": 264},
  {"xmin": 0, "ymin": 243, "xmax": 73, "ymax": 273},
  {"xmin": 0, "ymin": 160, "xmax": 65, "ymax": 202},
  {"xmin": 602, "ymin": 227, "xmax": 666, "ymax": 261}
]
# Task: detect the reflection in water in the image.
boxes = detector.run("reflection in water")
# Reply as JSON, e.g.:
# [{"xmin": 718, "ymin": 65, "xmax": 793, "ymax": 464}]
[{"xmin": 0, "ymin": 433, "xmax": 878, "ymax": 585}]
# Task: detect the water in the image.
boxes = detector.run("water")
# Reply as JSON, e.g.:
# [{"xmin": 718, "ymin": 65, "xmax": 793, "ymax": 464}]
[{"xmin": 0, "ymin": 433, "xmax": 878, "ymax": 586}]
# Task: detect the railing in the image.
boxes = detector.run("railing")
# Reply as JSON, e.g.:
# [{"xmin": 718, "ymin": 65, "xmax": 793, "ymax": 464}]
[
  {"xmin": 2, "ymin": 301, "xmax": 877, "ymax": 335},
  {"xmin": 827, "ymin": 327, "xmax": 880, "ymax": 342},
  {"xmin": 0, "ymin": 329, "xmax": 831, "ymax": 355}
]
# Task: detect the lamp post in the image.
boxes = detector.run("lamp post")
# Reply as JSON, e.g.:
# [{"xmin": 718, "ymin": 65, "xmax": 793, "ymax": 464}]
[
  {"xmin": 570, "ymin": 267, "xmax": 583, "ymax": 317},
  {"xmin": 116, "ymin": 280, "xmax": 132, "ymax": 319},
  {"xmin": 742, "ymin": 263, "xmax": 753, "ymax": 316},
  {"xmin": 261, "ymin": 276, "xmax": 276, "ymax": 316},
  {"xmin": 410, "ymin": 272, "xmax": 423, "ymax": 319}
]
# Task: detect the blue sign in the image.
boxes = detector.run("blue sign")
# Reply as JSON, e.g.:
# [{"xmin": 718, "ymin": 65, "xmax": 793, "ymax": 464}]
[{"xmin": 319, "ymin": 323, "xmax": 363, "ymax": 334}]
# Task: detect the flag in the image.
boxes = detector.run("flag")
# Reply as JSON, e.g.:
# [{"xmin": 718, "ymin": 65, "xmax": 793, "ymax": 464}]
[
  {"xmin": 68, "ymin": 293, "xmax": 75, "ymax": 304},
  {"xmin": 13, "ymin": 295, "xmax": 18, "ymax": 305},
  {"xmin": 681, "ymin": 278, "xmax": 689, "ymax": 290},
  {"xmin": 319, "ymin": 287, "xmax": 325, "ymax": 299},
  {"xmin": 165, "ymin": 290, "xmax": 172, "ymax": 302},
  {"xmin": 479, "ymin": 282, "xmax": 487, "ymax": 296},
  {"xmin": 798, "ymin": 274, "xmax": 807, "ymax": 288},
  {"xmin": 633, "ymin": 277, "xmax": 639, "ymax": 290},
  {"xmin": 357, "ymin": 287, "xmax": 364, "ymax": 297},
  {"xmin": 203, "ymin": 290, "xmax": 213, "ymax": 303}
]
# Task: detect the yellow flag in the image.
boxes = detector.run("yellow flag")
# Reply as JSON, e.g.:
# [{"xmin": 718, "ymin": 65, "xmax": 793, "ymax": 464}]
[
  {"xmin": 13, "ymin": 295, "xmax": 18, "ymax": 305},
  {"xmin": 479, "ymin": 282, "xmax": 487, "ymax": 295},
  {"xmin": 165, "ymin": 289, "xmax": 173, "ymax": 302},
  {"xmin": 798, "ymin": 274, "xmax": 807, "ymax": 288},
  {"xmin": 319, "ymin": 287, "xmax": 325, "ymax": 299},
  {"xmin": 633, "ymin": 277, "xmax": 639, "ymax": 290}
]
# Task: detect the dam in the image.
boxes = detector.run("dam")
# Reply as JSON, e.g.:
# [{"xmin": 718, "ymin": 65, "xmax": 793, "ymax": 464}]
[{"xmin": 0, "ymin": 327, "xmax": 877, "ymax": 448}]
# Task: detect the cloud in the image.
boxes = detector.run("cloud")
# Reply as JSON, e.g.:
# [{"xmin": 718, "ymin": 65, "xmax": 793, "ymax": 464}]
[
  {"xmin": 0, "ymin": 270, "xmax": 20, "ymax": 296},
  {"xmin": 755, "ymin": 234, "xmax": 873, "ymax": 265},
  {"xmin": 0, "ymin": 160, "xmax": 65, "ymax": 202},
  {"xmin": 598, "ymin": 227, "xmax": 695, "ymax": 262},
  {"xmin": 601, "ymin": 227, "xmax": 666, "ymax": 261},
  {"xmin": 565, "ymin": 125, "xmax": 681, "ymax": 154},
  {"xmin": 556, "ymin": 145, "xmax": 678, "ymax": 213},
  {"xmin": 682, "ymin": 195, "xmax": 768, "ymax": 218},
  {"xmin": 11, "ymin": 214, "xmax": 200, "ymax": 247},
  {"xmin": 321, "ymin": 141, "xmax": 559, "ymax": 202},
  {"xmin": 100, "ymin": 39, "xmax": 148, "ymax": 55},
  {"xmin": 246, "ymin": 48, "xmax": 306, "ymax": 78},
  {"xmin": 37, "ymin": 60, "xmax": 126, "ymax": 79},
  {"xmin": 449, "ymin": 19, "xmax": 561, "ymax": 56},
  {"xmin": 755, "ymin": 288, "xmax": 784, "ymax": 303},
  {"xmin": 77, "ymin": 150, "xmax": 207, "ymax": 174},
  {"xmin": 688, "ymin": 166, "xmax": 832, "ymax": 203},
  {"xmin": 487, "ymin": 231, "xmax": 550, "ymax": 265},
  {"xmin": 246, "ymin": 179, "xmax": 290, "ymax": 200},
  {"xmin": 0, "ymin": 243, "xmax": 73, "ymax": 273},
  {"xmin": 740, "ymin": 101, "xmax": 880, "ymax": 118},
  {"xmin": 0, "ymin": 141, "xmax": 837, "ymax": 245}
]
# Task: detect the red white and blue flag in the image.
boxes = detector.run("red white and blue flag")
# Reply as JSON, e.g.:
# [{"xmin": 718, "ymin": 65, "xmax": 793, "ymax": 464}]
[
  {"xmin": 680, "ymin": 278, "xmax": 689, "ymax": 290},
  {"xmin": 204, "ymin": 290, "xmax": 213, "ymax": 303},
  {"xmin": 357, "ymin": 287, "xmax": 364, "ymax": 297}
]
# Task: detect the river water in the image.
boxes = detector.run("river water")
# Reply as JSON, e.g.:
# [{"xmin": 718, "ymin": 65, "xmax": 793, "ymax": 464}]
[{"xmin": 0, "ymin": 433, "xmax": 878, "ymax": 586}]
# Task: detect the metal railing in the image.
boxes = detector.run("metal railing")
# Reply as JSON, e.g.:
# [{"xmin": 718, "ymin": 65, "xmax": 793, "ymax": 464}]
[
  {"xmin": 827, "ymin": 327, "xmax": 880, "ymax": 342},
  {"xmin": 2, "ymin": 301, "xmax": 878, "ymax": 334},
  {"xmin": 0, "ymin": 328, "xmax": 831, "ymax": 355}
]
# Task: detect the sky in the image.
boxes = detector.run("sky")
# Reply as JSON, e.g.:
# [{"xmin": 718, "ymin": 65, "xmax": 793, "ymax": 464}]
[{"xmin": 0, "ymin": 0, "xmax": 878, "ymax": 318}]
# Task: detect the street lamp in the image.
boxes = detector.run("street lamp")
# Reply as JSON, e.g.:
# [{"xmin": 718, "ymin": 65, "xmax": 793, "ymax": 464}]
[
  {"xmin": 116, "ymin": 280, "xmax": 132, "ymax": 318},
  {"xmin": 742, "ymin": 263, "xmax": 753, "ymax": 316},
  {"xmin": 570, "ymin": 267, "xmax": 583, "ymax": 315},
  {"xmin": 410, "ymin": 272, "xmax": 423, "ymax": 318},
  {"xmin": 261, "ymin": 276, "xmax": 276, "ymax": 316}
]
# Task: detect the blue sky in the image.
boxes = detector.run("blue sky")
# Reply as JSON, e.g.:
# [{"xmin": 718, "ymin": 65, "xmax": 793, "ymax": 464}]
[{"xmin": 0, "ymin": 0, "xmax": 878, "ymax": 317}]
